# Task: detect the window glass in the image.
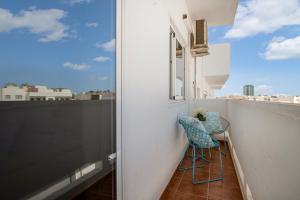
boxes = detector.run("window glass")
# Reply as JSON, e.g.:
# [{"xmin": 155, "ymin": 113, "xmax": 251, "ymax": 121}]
[
  {"xmin": 169, "ymin": 28, "xmax": 185, "ymax": 100},
  {"xmin": 0, "ymin": 1, "xmax": 116, "ymax": 199},
  {"xmin": 16, "ymin": 95, "xmax": 23, "ymax": 100},
  {"xmin": 175, "ymin": 40, "xmax": 185, "ymax": 98}
]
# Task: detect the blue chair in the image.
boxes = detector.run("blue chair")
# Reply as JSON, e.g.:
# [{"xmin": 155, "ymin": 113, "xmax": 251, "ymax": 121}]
[
  {"xmin": 178, "ymin": 114, "xmax": 223, "ymax": 184},
  {"xmin": 203, "ymin": 112, "xmax": 230, "ymax": 156}
]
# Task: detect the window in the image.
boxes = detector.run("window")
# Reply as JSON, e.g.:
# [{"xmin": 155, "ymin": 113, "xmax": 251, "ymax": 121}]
[
  {"xmin": 0, "ymin": 1, "xmax": 117, "ymax": 199},
  {"xmin": 169, "ymin": 29, "xmax": 185, "ymax": 100},
  {"xmin": 16, "ymin": 95, "xmax": 23, "ymax": 100}
]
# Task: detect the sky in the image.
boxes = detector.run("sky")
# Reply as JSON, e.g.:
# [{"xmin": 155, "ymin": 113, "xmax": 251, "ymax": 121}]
[
  {"xmin": 0, "ymin": 0, "xmax": 116, "ymax": 93},
  {"xmin": 212, "ymin": 0, "xmax": 300, "ymax": 96},
  {"xmin": 0, "ymin": 0, "xmax": 299, "ymax": 96}
]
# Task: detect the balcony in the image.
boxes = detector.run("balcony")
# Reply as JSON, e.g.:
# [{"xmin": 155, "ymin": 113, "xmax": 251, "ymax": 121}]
[
  {"xmin": 165, "ymin": 99, "xmax": 300, "ymax": 200},
  {"xmin": 186, "ymin": 0, "xmax": 238, "ymax": 26},
  {"xmin": 201, "ymin": 44, "xmax": 230, "ymax": 89}
]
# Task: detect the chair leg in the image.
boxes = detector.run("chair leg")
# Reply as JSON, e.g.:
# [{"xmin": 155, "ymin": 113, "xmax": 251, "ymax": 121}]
[
  {"xmin": 198, "ymin": 148, "xmax": 210, "ymax": 162},
  {"xmin": 219, "ymin": 146, "xmax": 223, "ymax": 179},
  {"xmin": 192, "ymin": 145, "xmax": 196, "ymax": 180},
  {"xmin": 192, "ymin": 146, "xmax": 223, "ymax": 185},
  {"xmin": 179, "ymin": 144, "xmax": 205, "ymax": 172},
  {"xmin": 221, "ymin": 132, "xmax": 228, "ymax": 157},
  {"xmin": 225, "ymin": 132, "xmax": 227, "ymax": 156}
]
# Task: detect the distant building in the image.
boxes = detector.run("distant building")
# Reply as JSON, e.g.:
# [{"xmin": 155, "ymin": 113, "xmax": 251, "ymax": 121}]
[
  {"xmin": 270, "ymin": 95, "xmax": 300, "ymax": 104},
  {"xmin": 0, "ymin": 83, "xmax": 29, "ymax": 101},
  {"xmin": 28, "ymin": 85, "xmax": 72, "ymax": 101},
  {"xmin": 74, "ymin": 90, "xmax": 115, "ymax": 101},
  {"xmin": 243, "ymin": 85, "xmax": 254, "ymax": 96},
  {"xmin": 74, "ymin": 92, "xmax": 103, "ymax": 101},
  {"xmin": 0, "ymin": 84, "xmax": 72, "ymax": 101},
  {"xmin": 222, "ymin": 94, "xmax": 300, "ymax": 104}
]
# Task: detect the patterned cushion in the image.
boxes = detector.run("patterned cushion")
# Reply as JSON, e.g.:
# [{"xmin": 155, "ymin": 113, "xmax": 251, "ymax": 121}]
[
  {"xmin": 203, "ymin": 112, "xmax": 224, "ymax": 134},
  {"xmin": 178, "ymin": 115, "xmax": 219, "ymax": 148}
]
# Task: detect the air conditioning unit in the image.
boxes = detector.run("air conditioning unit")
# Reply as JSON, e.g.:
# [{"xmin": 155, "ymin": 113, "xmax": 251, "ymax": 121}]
[
  {"xmin": 190, "ymin": 19, "xmax": 209, "ymax": 57},
  {"xmin": 176, "ymin": 40, "xmax": 183, "ymax": 58}
]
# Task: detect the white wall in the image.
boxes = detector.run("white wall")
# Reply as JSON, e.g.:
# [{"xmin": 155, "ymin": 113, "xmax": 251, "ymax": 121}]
[
  {"xmin": 122, "ymin": 0, "xmax": 191, "ymax": 199},
  {"xmin": 193, "ymin": 99, "xmax": 300, "ymax": 200},
  {"xmin": 191, "ymin": 99, "xmax": 228, "ymax": 118}
]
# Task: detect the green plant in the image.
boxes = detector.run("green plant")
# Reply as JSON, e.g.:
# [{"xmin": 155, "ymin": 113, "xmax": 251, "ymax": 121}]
[{"xmin": 195, "ymin": 112, "xmax": 206, "ymax": 121}]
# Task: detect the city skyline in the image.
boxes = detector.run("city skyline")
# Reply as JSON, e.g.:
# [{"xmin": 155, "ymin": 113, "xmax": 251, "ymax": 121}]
[
  {"xmin": 0, "ymin": 0, "xmax": 116, "ymax": 93},
  {"xmin": 212, "ymin": 0, "xmax": 300, "ymax": 97}
]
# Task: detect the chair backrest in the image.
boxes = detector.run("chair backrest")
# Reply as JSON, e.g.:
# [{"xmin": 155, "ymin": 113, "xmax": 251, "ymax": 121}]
[
  {"xmin": 202, "ymin": 112, "xmax": 230, "ymax": 134},
  {"xmin": 178, "ymin": 115, "xmax": 216, "ymax": 148},
  {"xmin": 220, "ymin": 116, "xmax": 230, "ymax": 132}
]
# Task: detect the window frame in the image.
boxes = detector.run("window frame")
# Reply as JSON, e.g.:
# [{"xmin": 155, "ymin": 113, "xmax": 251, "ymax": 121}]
[
  {"xmin": 169, "ymin": 27, "xmax": 186, "ymax": 101},
  {"xmin": 16, "ymin": 95, "xmax": 23, "ymax": 100}
]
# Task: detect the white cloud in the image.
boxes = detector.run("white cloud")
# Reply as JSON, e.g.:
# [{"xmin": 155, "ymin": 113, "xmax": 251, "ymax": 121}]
[
  {"xmin": 263, "ymin": 36, "xmax": 300, "ymax": 60},
  {"xmin": 256, "ymin": 85, "xmax": 273, "ymax": 95},
  {"xmin": 63, "ymin": 62, "xmax": 90, "ymax": 71},
  {"xmin": 86, "ymin": 22, "xmax": 98, "ymax": 28},
  {"xmin": 98, "ymin": 76, "xmax": 108, "ymax": 81},
  {"xmin": 96, "ymin": 39, "xmax": 115, "ymax": 52},
  {"xmin": 68, "ymin": 0, "xmax": 93, "ymax": 5},
  {"xmin": 225, "ymin": 0, "xmax": 300, "ymax": 38},
  {"xmin": 0, "ymin": 7, "xmax": 70, "ymax": 42},
  {"xmin": 94, "ymin": 56, "xmax": 110, "ymax": 62}
]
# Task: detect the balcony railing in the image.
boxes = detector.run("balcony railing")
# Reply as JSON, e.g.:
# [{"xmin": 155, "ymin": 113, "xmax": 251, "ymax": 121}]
[
  {"xmin": 191, "ymin": 99, "xmax": 300, "ymax": 200},
  {"xmin": 0, "ymin": 100, "xmax": 116, "ymax": 199}
]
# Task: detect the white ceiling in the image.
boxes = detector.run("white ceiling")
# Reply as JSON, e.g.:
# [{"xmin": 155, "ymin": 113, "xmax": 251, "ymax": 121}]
[
  {"xmin": 185, "ymin": 0, "xmax": 238, "ymax": 26},
  {"xmin": 205, "ymin": 75, "xmax": 229, "ymax": 87}
]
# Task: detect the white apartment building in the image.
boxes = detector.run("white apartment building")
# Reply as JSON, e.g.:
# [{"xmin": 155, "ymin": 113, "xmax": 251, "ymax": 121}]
[
  {"xmin": 0, "ymin": 84, "xmax": 28, "ymax": 101},
  {"xmin": 28, "ymin": 85, "xmax": 72, "ymax": 101},
  {"xmin": 0, "ymin": 84, "xmax": 72, "ymax": 101}
]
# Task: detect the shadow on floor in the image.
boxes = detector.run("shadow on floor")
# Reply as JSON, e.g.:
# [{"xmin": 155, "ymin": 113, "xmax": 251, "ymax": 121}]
[{"xmin": 160, "ymin": 143, "xmax": 243, "ymax": 200}]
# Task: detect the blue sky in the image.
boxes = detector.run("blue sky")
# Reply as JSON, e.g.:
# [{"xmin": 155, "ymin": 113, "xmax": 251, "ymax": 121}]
[
  {"xmin": 0, "ymin": 0, "xmax": 299, "ymax": 96},
  {"xmin": 212, "ymin": 0, "xmax": 300, "ymax": 96},
  {"xmin": 0, "ymin": 0, "xmax": 116, "ymax": 92}
]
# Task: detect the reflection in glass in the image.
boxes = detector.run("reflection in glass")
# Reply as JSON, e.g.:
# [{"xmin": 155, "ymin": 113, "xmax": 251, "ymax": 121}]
[
  {"xmin": 175, "ymin": 40, "xmax": 185, "ymax": 98},
  {"xmin": 0, "ymin": 0, "xmax": 116, "ymax": 199}
]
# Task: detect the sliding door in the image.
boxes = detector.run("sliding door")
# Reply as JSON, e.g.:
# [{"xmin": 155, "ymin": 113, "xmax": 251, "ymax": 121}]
[{"xmin": 0, "ymin": 0, "xmax": 117, "ymax": 199}]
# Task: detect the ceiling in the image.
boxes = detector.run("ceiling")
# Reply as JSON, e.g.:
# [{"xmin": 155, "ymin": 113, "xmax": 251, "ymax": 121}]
[
  {"xmin": 185, "ymin": 0, "xmax": 238, "ymax": 26},
  {"xmin": 205, "ymin": 75, "xmax": 229, "ymax": 89}
]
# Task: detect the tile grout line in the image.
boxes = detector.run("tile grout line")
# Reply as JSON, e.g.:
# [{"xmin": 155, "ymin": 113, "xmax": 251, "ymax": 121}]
[
  {"xmin": 173, "ymin": 169, "xmax": 184, "ymax": 198},
  {"xmin": 207, "ymin": 156, "xmax": 211, "ymax": 200}
]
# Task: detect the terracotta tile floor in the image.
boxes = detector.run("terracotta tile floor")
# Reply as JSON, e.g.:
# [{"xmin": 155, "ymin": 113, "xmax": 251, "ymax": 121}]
[{"xmin": 160, "ymin": 143, "xmax": 243, "ymax": 200}]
